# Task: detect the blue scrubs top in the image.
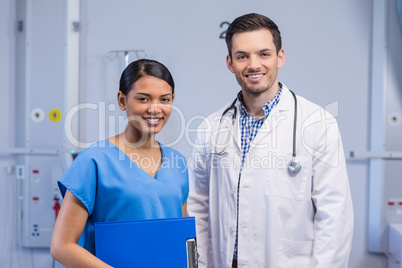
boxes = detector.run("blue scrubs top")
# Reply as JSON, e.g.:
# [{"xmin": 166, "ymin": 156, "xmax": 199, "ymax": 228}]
[{"xmin": 58, "ymin": 140, "xmax": 189, "ymax": 255}]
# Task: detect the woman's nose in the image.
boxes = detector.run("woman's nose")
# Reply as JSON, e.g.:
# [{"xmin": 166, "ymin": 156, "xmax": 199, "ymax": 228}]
[{"xmin": 148, "ymin": 104, "xmax": 162, "ymax": 114}]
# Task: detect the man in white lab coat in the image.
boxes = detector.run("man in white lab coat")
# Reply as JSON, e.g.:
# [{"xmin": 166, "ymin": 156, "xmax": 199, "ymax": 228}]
[{"xmin": 187, "ymin": 13, "xmax": 353, "ymax": 268}]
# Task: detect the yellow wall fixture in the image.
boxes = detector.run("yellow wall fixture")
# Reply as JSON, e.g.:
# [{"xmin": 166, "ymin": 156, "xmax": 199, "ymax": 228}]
[{"xmin": 48, "ymin": 109, "xmax": 62, "ymax": 122}]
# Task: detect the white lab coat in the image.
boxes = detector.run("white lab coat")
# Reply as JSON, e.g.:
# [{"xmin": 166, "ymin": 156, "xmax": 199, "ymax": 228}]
[{"xmin": 187, "ymin": 85, "xmax": 353, "ymax": 268}]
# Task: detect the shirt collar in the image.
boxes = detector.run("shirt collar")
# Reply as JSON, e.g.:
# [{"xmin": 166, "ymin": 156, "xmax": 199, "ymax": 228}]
[{"xmin": 237, "ymin": 82, "xmax": 283, "ymax": 117}]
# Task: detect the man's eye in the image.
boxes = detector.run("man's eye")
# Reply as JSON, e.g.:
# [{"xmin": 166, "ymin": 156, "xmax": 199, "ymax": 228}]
[{"xmin": 237, "ymin": 55, "xmax": 246, "ymax": 60}]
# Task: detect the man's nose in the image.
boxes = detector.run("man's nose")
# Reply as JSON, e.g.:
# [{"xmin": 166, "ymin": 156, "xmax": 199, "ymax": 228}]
[{"xmin": 248, "ymin": 55, "xmax": 261, "ymax": 70}]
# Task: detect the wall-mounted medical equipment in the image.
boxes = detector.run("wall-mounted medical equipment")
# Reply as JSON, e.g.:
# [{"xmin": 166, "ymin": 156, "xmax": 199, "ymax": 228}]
[
  {"xmin": 349, "ymin": 1, "xmax": 402, "ymax": 267},
  {"xmin": 107, "ymin": 49, "xmax": 147, "ymax": 67},
  {"xmin": 5, "ymin": 0, "xmax": 81, "ymax": 248}
]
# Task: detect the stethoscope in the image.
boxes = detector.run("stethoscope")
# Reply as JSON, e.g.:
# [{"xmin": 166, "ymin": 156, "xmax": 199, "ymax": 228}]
[{"xmin": 211, "ymin": 89, "xmax": 301, "ymax": 176}]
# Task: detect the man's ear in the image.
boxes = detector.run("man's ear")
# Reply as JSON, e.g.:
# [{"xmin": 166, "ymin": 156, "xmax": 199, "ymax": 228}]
[
  {"xmin": 226, "ymin": 55, "xmax": 235, "ymax": 73},
  {"xmin": 117, "ymin": 91, "xmax": 126, "ymax": 111},
  {"xmin": 277, "ymin": 48, "xmax": 286, "ymax": 69}
]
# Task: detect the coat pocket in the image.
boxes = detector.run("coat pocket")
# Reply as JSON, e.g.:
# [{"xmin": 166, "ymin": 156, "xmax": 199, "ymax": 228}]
[
  {"xmin": 278, "ymin": 239, "xmax": 313, "ymax": 268},
  {"xmin": 264, "ymin": 154, "xmax": 312, "ymax": 201}
]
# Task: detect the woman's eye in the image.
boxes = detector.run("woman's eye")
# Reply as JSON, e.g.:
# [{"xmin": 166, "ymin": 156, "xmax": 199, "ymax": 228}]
[
  {"xmin": 137, "ymin": 97, "xmax": 148, "ymax": 102},
  {"xmin": 161, "ymin": 98, "xmax": 171, "ymax": 102}
]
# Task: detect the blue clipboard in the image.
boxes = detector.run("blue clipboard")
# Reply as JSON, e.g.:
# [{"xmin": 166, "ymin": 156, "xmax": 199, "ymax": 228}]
[{"xmin": 95, "ymin": 217, "xmax": 197, "ymax": 268}]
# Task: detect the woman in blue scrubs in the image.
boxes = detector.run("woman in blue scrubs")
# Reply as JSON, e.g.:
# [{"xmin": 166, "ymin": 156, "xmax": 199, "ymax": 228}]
[{"xmin": 50, "ymin": 59, "xmax": 188, "ymax": 267}]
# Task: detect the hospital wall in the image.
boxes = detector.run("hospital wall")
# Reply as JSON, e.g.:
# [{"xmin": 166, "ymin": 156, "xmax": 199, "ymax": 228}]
[{"xmin": 0, "ymin": 0, "xmax": 399, "ymax": 267}]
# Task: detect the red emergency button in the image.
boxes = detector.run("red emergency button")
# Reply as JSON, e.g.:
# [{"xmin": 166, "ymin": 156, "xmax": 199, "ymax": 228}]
[
  {"xmin": 388, "ymin": 202, "xmax": 395, "ymax": 206},
  {"xmin": 32, "ymin": 170, "xmax": 39, "ymax": 174},
  {"xmin": 53, "ymin": 197, "xmax": 60, "ymax": 218},
  {"xmin": 32, "ymin": 197, "xmax": 39, "ymax": 201}
]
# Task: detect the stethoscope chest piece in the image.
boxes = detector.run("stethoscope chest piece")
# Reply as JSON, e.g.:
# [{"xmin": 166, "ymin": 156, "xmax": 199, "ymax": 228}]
[{"xmin": 287, "ymin": 158, "xmax": 302, "ymax": 176}]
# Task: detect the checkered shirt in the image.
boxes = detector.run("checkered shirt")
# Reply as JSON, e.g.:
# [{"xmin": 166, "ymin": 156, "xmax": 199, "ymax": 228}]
[{"xmin": 233, "ymin": 86, "xmax": 282, "ymax": 258}]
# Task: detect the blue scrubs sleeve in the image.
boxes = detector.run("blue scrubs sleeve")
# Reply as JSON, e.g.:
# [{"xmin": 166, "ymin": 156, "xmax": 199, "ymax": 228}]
[
  {"xmin": 180, "ymin": 155, "xmax": 189, "ymax": 205},
  {"xmin": 58, "ymin": 149, "xmax": 97, "ymax": 215}
]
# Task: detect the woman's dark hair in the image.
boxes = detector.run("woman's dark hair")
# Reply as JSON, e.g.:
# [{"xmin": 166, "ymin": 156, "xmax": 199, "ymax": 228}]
[
  {"xmin": 119, "ymin": 59, "xmax": 175, "ymax": 95},
  {"xmin": 225, "ymin": 13, "xmax": 282, "ymax": 58}
]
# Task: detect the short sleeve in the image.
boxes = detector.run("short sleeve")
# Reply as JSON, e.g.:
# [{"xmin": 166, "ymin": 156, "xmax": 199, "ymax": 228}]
[
  {"xmin": 179, "ymin": 154, "xmax": 189, "ymax": 205},
  {"xmin": 58, "ymin": 149, "xmax": 98, "ymax": 215}
]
